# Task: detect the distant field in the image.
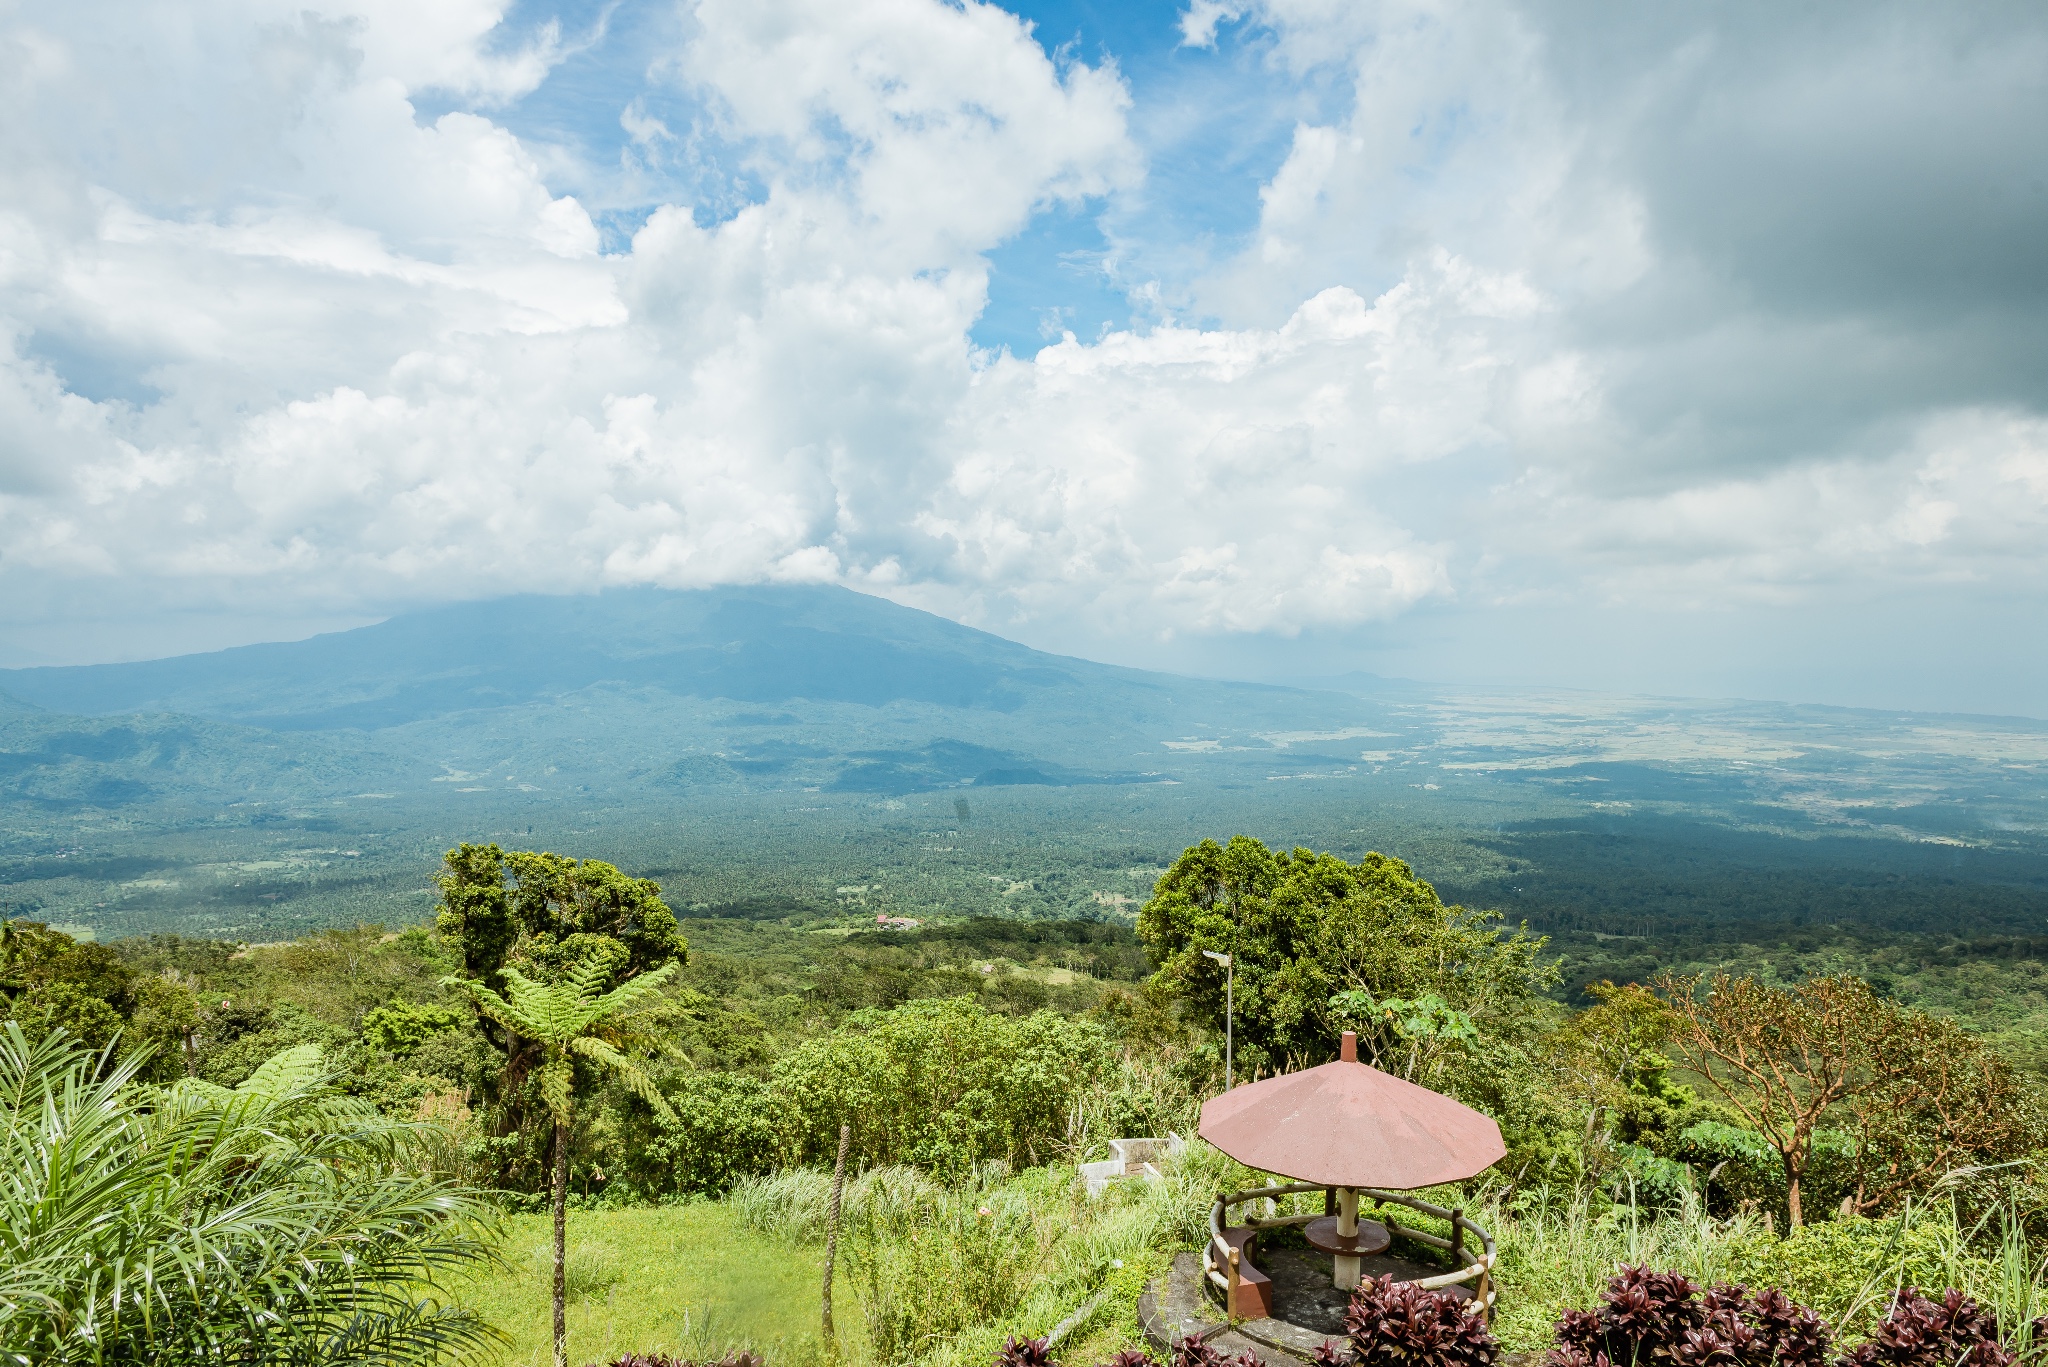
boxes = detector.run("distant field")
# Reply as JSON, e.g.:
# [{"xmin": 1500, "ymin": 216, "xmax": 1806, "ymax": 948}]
[{"xmin": 455, "ymin": 1206, "xmax": 847, "ymax": 1367}]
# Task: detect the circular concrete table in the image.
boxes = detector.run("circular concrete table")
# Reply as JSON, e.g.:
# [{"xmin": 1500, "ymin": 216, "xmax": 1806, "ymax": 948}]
[{"xmin": 1305, "ymin": 1214, "xmax": 1391, "ymax": 1291}]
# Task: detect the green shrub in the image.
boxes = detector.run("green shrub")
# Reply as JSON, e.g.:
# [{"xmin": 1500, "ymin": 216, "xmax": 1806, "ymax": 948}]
[
  {"xmin": 1726, "ymin": 1214, "xmax": 1990, "ymax": 1339},
  {"xmin": 771, "ymin": 997, "xmax": 1115, "ymax": 1176},
  {"xmin": 0, "ymin": 980, "xmax": 124, "ymax": 1050},
  {"xmin": 566, "ymin": 1239, "xmax": 626, "ymax": 1300},
  {"xmin": 1062, "ymin": 1053, "xmax": 1203, "ymax": 1158},
  {"xmin": 362, "ymin": 1000, "xmax": 466, "ymax": 1056},
  {"xmin": 633, "ymin": 1071, "xmax": 785, "ymax": 1197},
  {"xmin": 1608, "ymin": 1143, "xmax": 1699, "ymax": 1212},
  {"xmin": 198, "ymin": 1000, "xmax": 355, "ymax": 1086},
  {"xmin": 1674, "ymin": 1121, "xmax": 1856, "ymax": 1227}
]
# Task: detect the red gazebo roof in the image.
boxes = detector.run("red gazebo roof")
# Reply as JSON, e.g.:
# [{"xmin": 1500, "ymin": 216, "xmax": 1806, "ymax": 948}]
[{"xmin": 1197, "ymin": 1033, "xmax": 1505, "ymax": 1190}]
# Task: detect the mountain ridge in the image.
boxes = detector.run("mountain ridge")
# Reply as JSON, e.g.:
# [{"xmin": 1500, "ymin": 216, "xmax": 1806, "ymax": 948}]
[
  {"xmin": 0, "ymin": 585, "xmax": 1264, "ymax": 731},
  {"xmin": 0, "ymin": 586, "xmax": 1387, "ymax": 817}
]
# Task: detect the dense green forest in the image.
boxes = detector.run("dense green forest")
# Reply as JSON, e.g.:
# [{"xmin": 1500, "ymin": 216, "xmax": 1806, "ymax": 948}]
[{"xmin": 7, "ymin": 828, "xmax": 2048, "ymax": 1367}]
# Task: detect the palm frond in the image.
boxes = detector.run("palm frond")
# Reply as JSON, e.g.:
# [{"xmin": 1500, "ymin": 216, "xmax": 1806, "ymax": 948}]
[{"xmin": 0, "ymin": 1025, "xmax": 504, "ymax": 1367}]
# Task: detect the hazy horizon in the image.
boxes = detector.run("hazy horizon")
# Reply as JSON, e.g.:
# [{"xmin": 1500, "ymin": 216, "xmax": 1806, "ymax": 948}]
[{"xmin": 6, "ymin": 582, "xmax": 2045, "ymax": 725}]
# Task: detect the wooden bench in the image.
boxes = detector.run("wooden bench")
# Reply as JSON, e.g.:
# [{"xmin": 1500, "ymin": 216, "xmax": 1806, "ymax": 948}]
[{"xmin": 1214, "ymin": 1226, "xmax": 1274, "ymax": 1320}]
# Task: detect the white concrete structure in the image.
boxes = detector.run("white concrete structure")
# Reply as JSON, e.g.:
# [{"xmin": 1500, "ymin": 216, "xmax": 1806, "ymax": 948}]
[{"xmin": 1080, "ymin": 1134, "xmax": 1185, "ymax": 1197}]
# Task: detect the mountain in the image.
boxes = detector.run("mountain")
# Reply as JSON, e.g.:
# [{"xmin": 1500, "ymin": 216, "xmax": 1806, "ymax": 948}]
[
  {"xmin": 0, "ymin": 586, "xmax": 1180, "ymax": 729},
  {"xmin": 0, "ymin": 585, "xmax": 1381, "ymax": 802}
]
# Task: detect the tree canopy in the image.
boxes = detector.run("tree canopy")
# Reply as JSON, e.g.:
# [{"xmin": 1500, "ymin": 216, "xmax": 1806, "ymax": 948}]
[
  {"xmin": 435, "ymin": 843, "xmax": 686, "ymax": 991},
  {"xmin": 1657, "ymin": 971, "xmax": 2040, "ymax": 1227},
  {"xmin": 0, "ymin": 920, "xmax": 200, "ymax": 1079},
  {"xmin": 1137, "ymin": 836, "xmax": 1556, "ymax": 1076}
]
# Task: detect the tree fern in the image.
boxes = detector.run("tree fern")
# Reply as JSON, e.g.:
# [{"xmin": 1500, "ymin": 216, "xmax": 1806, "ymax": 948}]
[{"xmin": 452, "ymin": 956, "xmax": 678, "ymax": 1367}]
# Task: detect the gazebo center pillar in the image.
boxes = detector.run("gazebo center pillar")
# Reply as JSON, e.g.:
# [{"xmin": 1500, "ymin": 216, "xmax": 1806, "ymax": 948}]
[{"xmin": 1335, "ymin": 1186, "xmax": 1360, "ymax": 1289}]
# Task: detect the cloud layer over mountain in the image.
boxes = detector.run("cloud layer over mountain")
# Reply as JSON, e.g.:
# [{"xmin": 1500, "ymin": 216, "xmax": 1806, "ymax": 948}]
[{"xmin": 2, "ymin": 0, "xmax": 2044, "ymax": 712}]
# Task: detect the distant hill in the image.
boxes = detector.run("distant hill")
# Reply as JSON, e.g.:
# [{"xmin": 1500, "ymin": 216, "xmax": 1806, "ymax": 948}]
[
  {"xmin": 0, "ymin": 586, "xmax": 1210, "ymax": 730},
  {"xmin": 0, "ymin": 585, "xmax": 1381, "ymax": 805}
]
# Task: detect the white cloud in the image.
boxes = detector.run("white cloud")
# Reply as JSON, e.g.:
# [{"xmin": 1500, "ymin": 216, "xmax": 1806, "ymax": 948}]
[
  {"xmin": 0, "ymin": 0, "xmax": 1147, "ymax": 629},
  {"xmin": 680, "ymin": 0, "xmax": 1137, "ymax": 263},
  {"xmin": 1177, "ymin": 1, "xmax": 1244, "ymax": 50},
  {"xmin": 0, "ymin": 0, "xmax": 2043, "ymax": 712}
]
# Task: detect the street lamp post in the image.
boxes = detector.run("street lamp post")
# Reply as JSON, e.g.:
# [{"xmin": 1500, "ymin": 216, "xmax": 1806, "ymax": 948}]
[{"xmin": 1202, "ymin": 949, "xmax": 1234, "ymax": 1091}]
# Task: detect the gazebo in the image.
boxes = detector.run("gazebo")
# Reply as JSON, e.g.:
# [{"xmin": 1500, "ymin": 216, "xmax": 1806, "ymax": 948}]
[{"xmin": 1194, "ymin": 1030, "xmax": 1504, "ymax": 1327}]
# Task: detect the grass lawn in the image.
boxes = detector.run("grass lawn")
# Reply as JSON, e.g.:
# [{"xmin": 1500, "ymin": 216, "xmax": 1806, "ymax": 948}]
[{"xmin": 456, "ymin": 1204, "xmax": 855, "ymax": 1367}]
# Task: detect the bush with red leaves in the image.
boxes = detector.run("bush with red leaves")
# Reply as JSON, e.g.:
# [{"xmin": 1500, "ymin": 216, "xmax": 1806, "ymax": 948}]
[
  {"xmin": 1313, "ymin": 1274, "xmax": 1498, "ymax": 1367},
  {"xmin": 995, "ymin": 1336, "xmax": 1061, "ymax": 1367},
  {"xmin": 1547, "ymin": 1266, "xmax": 1829, "ymax": 1367},
  {"xmin": 1171, "ymin": 1335, "xmax": 1260, "ymax": 1367},
  {"xmin": 1707, "ymin": 1286, "xmax": 1834, "ymax": 1367},
  {"xmin": 1101, "ymin": 1351, "xmax": 1160, "ymax": 1367},
  {"xmin": 1838, "ymin": 1289, "xmax": 2015, "ymax": 1367}
]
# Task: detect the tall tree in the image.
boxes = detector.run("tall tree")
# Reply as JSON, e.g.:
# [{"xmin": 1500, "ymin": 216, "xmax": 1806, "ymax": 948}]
[
  {"xmin": 435, "ymin": 845, "xmax": 685, "ymax": 992},
  {"xmin": 433, "ymin": 845, "xmax": 686, "ymax": 1185},
  {"xmin": 1655, "ymin": 972, "xmax": 2037, "ymax": 1227},
  {"xmin": 1655, "ymin": 973, "xmax": 1869, "ymax": 1230},
  {"xmin": 1848, "ymin": 1004, "xmax": 2038, "ymax": 1213},
  {"xmin": 453, "ymin": 958, "xmax": 678, "ymax": 1367},
  {"xmin": 1138, "ymin": 836, "xmax": 1553, "ymax": 1074},
  {"xmin": 1547, "ymin": 980, "xmax": 1693, "ymax": 1149}
]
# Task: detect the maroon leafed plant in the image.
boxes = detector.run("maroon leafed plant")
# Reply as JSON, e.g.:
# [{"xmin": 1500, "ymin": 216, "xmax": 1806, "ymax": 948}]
[
  {"xmin": 1548, "ymin": 1266, "xmax": 1831, "ymax": 1367},
  {"xmin": 1102, "ymin": 1351, "xmax": 1163, "ymax": 1367},
  {"xmin": 1837, "ymin": 1289, "xmax": 2019, "ymax": 1367},
  {"xmin": 995, "ymin": 1337, "xmax": 1062, "ymax": 1367},
  {"xmin": 1171, "ymin": 1336, "xmax": 1260, "ymax": 1367},
  {"xmin": 1316, "ymin": 1273, "xmax": 1499, "ymax": 1367}
]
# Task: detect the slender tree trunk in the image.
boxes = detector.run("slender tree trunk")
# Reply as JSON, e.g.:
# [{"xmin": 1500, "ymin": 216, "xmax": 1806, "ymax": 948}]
[
  {"xmin": 822, "ymin": 1123, "xmax": 851, "ymax": 1347},
  {"xmin": 553, "ymin": 1117, "xmax": 570, "ymax": 1367},
  {"xmin": 1782, "ymin": 1150, "xmax": 1803, "ymax": 1231}
]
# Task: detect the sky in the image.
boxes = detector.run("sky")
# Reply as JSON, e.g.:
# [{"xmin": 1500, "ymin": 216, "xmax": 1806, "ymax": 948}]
[{"xmin": 1, "ymin": 0, "xmax": 2045, "ymax": 715}]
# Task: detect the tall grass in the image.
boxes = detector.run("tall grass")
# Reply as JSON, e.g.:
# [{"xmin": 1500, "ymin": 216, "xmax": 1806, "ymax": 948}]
[
  {"xmin": 725, "ymin": 1145, "xmax": 2048, "ymax": 1366},
  {"xmin": 1482, "ymin": 1181, "xmax": 2048, "ymax": 1352},
  {"xmin": 725, "ymin": 1142, "xmax": 1237, "ymax": 1367},
  {"xmin": 847, "ymin": 1185, "xmax": 1051, "ymax": 1365},
  {"xmin": 728, "ymin": 1165, "xmax": 950, "ymax": 1241},
  {"xmin": 1485, "ymin": 1187, "xmax": 1763, "ymax": 1349}
]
